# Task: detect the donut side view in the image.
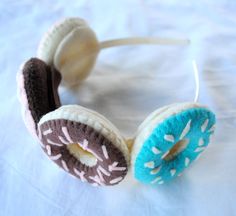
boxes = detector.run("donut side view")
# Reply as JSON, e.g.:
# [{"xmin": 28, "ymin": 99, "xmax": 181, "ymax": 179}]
[
  {"xmin": 37, "ymin": 17, "xmax": 99, "ymax": 85},
  {"xmin": 16, "ymin": 58, "xmax": 61, "ymax": 137}
]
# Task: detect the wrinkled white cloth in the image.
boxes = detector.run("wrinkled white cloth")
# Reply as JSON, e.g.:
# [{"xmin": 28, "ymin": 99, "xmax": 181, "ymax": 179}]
[{"xmin": 0, "ymin": 1, "xmax": 236, "ymax": 215}]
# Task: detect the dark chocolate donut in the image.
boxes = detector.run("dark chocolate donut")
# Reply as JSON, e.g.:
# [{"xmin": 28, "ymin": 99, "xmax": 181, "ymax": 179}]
[{"xmin": 18, "ymin": 58, "xmax": 61, "ymax": 133}]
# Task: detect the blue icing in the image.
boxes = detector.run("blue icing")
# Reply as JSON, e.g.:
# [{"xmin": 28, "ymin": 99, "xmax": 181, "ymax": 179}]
[{"xmin": 134, "ymin": 107, "xmax": 216, "ymax": 184}]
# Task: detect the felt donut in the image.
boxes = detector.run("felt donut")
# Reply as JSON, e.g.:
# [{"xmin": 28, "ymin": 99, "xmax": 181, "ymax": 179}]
[
  {"xmin": 131, "ymin": 103, "xmax": 216, "ymax": 185},
  {"xmin": 37, "ymin": 17, "xmax": 99, "ymax": 84},
  {"xmin": 38, "ymin": 105, "xmax": 129, "ymax": 186},
  {"xmin": 16, "ymin": 58, "xmax": 61, "ymax": 137},
  {"xmin": 37, "ymin": 17, "xmax": 87, "ymax": 64},
  {"xmin": 17, "ymin": 57, "xmax": 129, "ymax": 186}
]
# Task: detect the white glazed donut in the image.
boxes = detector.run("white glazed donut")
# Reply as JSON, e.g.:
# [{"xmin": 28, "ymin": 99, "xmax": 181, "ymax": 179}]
[{"xmin": 37, "ymin": 17, "xmax": 99, "ymax": 84}]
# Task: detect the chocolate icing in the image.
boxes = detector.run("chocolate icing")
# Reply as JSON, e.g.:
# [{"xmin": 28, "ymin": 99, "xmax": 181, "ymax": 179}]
[
  {"xmin": 39, "ymin": 119, "xmax": 128, "ymax": 186},
  {"xmin": 23, "ymin": 58, "xmax": 61, "ymax": 126}
]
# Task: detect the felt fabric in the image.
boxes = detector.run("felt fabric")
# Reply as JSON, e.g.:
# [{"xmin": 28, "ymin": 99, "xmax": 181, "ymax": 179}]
[
  {"xmin": 37, "ymin": 17, "xmax": 87, "ymax": 65},
  {"xmin": 134, "ymin": 107, "xmax": 215, "ymax": 184},
  {"xmin": 38, "ymin": 17, "xmax": 99, "ymax": 85},
  {"xmin": 38, "ymin": 105, "xmax": 130, "ymax": 165},
  {"xmin": 17, "ymin": 57, "xmax": 130, "ymax": 186},
  {"xmin": 2, "ymin": 1, "xmax": 236, "ymax": 215},
  {"xmin": 17, "ymin": 56, "xmax": 130, "ymax": 186},
  {"xmin": 17, "ymin": 58, "xmax": 61, "ymax": 133},
  {"xmin": 39, "ymin": 119, "xmax": 128, "ymax": 186},
  {"xmin": 131, "ymin": 103, "xmax": 202, "ymax": 171},
  {"xmin": 18, "ymin": 22, "xmax": 216, "ymax": 187}
]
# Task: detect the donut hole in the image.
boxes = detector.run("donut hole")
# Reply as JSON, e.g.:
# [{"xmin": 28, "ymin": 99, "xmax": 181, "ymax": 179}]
[
  {"xmin": 164, "ymin": 139, "xmax": 189, "ymax": 161},
  {"xmin": 67, "ymin": 143, "xmax": 97, "ymax": 167}
]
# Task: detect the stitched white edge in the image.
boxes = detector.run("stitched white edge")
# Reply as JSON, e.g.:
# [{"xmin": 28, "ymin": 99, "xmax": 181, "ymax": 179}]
[
  {"xmin": 37, "ymin": 17, "xmax": 88, "ymax": 65},
  {"xmin": 53, "ymin": 26, "xmax": 99, "ymax": 84},
  {"xmin": 131, "ymin": 102, "xmax": 205, "ymax": 170},
  {"xmin": 38, "ymin": 105, "xmax": 130, "ymax": 165}
]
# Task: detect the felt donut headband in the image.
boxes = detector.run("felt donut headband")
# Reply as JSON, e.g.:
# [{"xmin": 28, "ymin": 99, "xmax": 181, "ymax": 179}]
[{"xmin": 17, "ymin": 17, "xmax": 216, "ymax": 187}]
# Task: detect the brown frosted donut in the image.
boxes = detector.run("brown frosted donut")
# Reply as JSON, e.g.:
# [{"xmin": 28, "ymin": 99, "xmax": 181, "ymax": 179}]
[
  {"xmin": 38, "ymin": 106, "xmax": 129, "ymax": 186},
  {"xmin": 17, "ymin": 58, "xmax": 61, "ymax": 136}
]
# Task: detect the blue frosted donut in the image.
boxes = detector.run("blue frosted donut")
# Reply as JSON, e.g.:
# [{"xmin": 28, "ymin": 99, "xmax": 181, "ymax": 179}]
[{"xmin": 132, "ymin": 105, "xmax": 216, "ymax": 185}]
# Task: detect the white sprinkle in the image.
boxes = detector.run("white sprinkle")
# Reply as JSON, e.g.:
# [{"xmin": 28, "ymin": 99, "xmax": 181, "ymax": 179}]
[
  {"xmin": 112, "ymin": 166, "xmax": 126, "ymax": 171},
  {"xmin": 185, "ymin": 157, "xmax": 190, "ymax": 167},
  {"xmin": 170, "ymin": 169, "xmax": 176, "ymax": 176},
  {"xmin": 179, "ymin": 120, "xmax": 191, "ymax": 140},
  {"xmin": 109, "ymin": 161, "xmax": 118, "ymax": 169},
  {"xmin": 89, "ymin": 175, "xmax": 104, "ymax": 186},
  {"xmin": 194, "ymin": 147, "xmax": 205, "ymax": 152},
  {"xmin": 152, "ymin": 146, "xmax": 161, "ymax": 155},
  {"xmin": 92, "ymin": 183, "xmax": 99, "ymax": 187},
  {"xmin": 110, "ymin": 177, "xmax": 123, "ymax": 184},
  {"xmin": 88, "ymin": 149, "xmax": 103, "ymax": 162},
  {"xmin": 108, "ymin": 162, "xmax": 126, "ymax": 172},
  {"xmin": 50, "ymin": 154, "xmax": 62, "ymax": 160},
  {"xmin": 164, "ymin": 134, "xmax": 175, "ymax": 142},
  {"xmin": 151, "ymin": 176, "xmax": 162, "ymax": 184},
  {"xmin": 157, "ymin": 180, "xmax": 164, "ymax": 185},
  {"xmin": 198, "ymin": 138, "xmax": 204, "ymax": 146},
  {"xmin": 58, "ymin": 136, "xmax": 70, "ymax": 145},
  {"xmin": 150, "ymin": 166, "xmax": 161, "ymax": 175},
  {"xmin": 74, "ymin": 168, "xmax": 87, "ymax": 182},
  {"xmin": 98, "ymin": 167, "xmax": 110, "ymax": 176},
  {"xmin": 47, "ymin": 139, "xmax": 63, "ymax": 147},
  {"xmin": 201, "ymin": 119, "xmax": 209, "ymax": 132},
  {"xmin": 161, "ymin": 150, "xmax": 170, "ymax": 159},
  {"xmin": 144, "ymin": 161, "xmax": 155, "ymax": 169},
  {"xmin": 79, "ymin": 141, "xmax": 103, "ymax": 162},
  {"xmin": 208, "ymin": 124, "xmax": 215, "ymax": 133},
  {"xmin": 43, "ymin": 128, "xmax": 52, "ymax": 136},
  {"xmin": 195, "ymin": 154, "xmax": 201, "ymax": 161},
  {"xmin": 97, "ymin": 170, "xmax": 105, "ymax": 182},
  {"xmin": 62, "ymin": 127, "xmax": 73, "ymax": 143},
  {"xmin": 81, "ymin": 139, "xmax": 88, "ymax": 149},
  {"xmin": 46, "ymin": 145, "xmax": 51, "ymax": 155},
  {"xmin": 78, "ymin": 139, "xmax": 102, "ymax": 162},
  {"xmin": 61, "ymin": 160, "xmax": 69, "ymax": 172},
  {"xmin": 101, "ymin": 145, "xmax": 109, "ymax": 159}
]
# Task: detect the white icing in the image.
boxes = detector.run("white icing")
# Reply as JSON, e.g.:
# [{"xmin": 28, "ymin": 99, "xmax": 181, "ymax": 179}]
[
  {"xmin": 201, "ymin": 119, "xmax": 209, "ymax": 132},
  {"xmin": 164, "ymin": 134, "xmax": 175, "ymax": 142},
  {"xmin": 179, "ymin": 119, "xmax": 191, "ymax": 140}
]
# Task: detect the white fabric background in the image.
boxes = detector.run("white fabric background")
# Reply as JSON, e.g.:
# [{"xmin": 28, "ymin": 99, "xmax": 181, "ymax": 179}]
[{"xmin": 0, "ymin": 1, "xmax": 236, "ymax": 215}]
